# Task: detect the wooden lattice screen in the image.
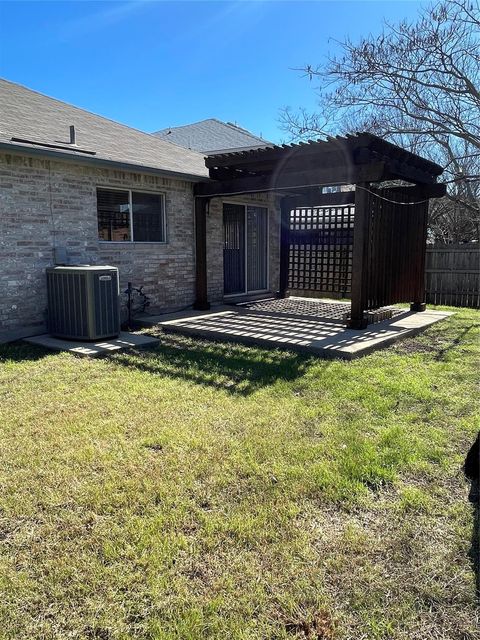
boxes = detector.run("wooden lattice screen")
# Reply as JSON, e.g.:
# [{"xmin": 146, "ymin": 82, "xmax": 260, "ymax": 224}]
[{"xmin": 287, "ymin": 205, "xmax": 355, "ymax": 297}]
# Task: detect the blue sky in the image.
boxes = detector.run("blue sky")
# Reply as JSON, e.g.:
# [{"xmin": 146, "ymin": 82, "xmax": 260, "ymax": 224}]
[{"xmin": 0, "ymin": 0, "xmax": 423, "ymax": 143}]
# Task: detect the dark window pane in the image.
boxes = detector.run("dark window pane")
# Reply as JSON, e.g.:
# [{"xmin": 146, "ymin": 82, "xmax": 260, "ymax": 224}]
[
  {"xmin": 132, "ymin": 192, "xmax": 165, "ymax": 242},
  {"xmin": 97, "ymin": 189, "xmax": 130, "ymax": 241}
]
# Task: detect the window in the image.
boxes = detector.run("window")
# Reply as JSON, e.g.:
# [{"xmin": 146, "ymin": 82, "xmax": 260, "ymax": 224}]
[
  {"xmin": 322, "ymin": 185, "xmax": 341, "ymax": 194},
  {"xmin": 97, "ymin": 188, "xmax": 166, "ymax": 242}
]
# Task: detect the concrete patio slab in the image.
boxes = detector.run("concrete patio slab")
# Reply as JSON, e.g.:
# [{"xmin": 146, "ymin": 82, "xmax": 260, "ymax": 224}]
[
  {"xmin": 23, "ymin": 332, "xmax": 160, "ymax": 357},
  {"xmin": 146, "ymin": 306, "xmax": 452, "ymax": 359}
]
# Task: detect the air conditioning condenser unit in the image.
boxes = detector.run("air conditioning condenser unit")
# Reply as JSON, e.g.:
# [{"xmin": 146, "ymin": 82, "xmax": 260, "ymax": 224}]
[{"xmin": 46, "ymin": 265, "xmax": 120, "ymax": 340}]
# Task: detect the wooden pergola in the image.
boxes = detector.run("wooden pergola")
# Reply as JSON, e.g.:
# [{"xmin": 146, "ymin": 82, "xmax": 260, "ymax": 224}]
[{"xmin": 193, "ymin": 133, "xmax": 445, "ymax": 329}]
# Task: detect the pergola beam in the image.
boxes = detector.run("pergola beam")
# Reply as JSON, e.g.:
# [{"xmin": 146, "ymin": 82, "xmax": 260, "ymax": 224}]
[
  {"xmin": 207, "ymin": 148, "xmax": 364, "ymax": 175},
  {"xmin": 383, "ymin": 159, "xmax": 437, "ymax": 185},
  {"xmin": 194, "ymin": 162, "xmax": 386, "ymax": 198},
  {"xmin": 284, "ymin": 182, "xmax": 446, "ymax": 209},
  {"xmin": 205, "ymin": 133, "xmax": 444, "ymax": 179}
]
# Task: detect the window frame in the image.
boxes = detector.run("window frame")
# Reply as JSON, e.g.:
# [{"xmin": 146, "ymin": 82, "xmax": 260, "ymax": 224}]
[{"xmin": 96, "ymin": 186, "xmax": 167, "ymax": 244}]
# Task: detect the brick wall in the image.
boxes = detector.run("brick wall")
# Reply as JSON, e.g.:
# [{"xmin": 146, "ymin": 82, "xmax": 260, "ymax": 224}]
[
  {"xmin": 0, "ymin": 151, "xmax": 196, "ymax": 340},
  {"xmin": 0, "ymin": 151, "xmax": 281, "ymax": 341}
]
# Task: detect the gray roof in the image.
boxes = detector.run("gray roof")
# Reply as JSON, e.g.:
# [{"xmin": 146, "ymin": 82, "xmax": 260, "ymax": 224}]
[
  {"xmin": 0, "ymin": 79, "xmax": 209, "ymax": 180},
  {"xmin": 154, "ymin": 118, "xmax": 270, "ymax": 154}
]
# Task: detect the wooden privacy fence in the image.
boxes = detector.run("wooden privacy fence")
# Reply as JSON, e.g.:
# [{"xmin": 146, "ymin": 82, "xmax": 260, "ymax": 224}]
[
  {"xmin": 426, "ymin": 244, "xmax": 479, "ymax": 308},
  {"xmin": 364, "ymin": 186, "xmax": 428, "ymax": 310}
]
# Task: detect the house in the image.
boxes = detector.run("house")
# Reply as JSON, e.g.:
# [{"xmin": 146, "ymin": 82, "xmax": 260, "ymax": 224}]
[
  {"xmin": 0, "ymin": 79, "xmax": 280, "ymax": 342},
  {"xmin": 153, "ymin": 118, "xmax": 270, "ymax": 154},
  {"xmin": 1, "ymin": 79, "xmax": 445, "ymax": 343}
]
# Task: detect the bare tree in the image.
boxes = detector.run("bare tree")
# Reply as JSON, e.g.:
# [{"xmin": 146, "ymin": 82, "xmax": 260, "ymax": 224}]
[{"xmin": 280, "ymin": 0, "xmax": 480, "ymax": 242}]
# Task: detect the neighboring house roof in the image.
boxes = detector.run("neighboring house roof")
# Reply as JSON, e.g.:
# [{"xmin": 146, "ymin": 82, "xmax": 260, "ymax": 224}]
[
  {"xmin": 0, "ymin": 79, "xmax": 208, "ymax": 180},
  {"xmin": 153, "ymin": 118, "xmax": 270, "ymax": 154}
]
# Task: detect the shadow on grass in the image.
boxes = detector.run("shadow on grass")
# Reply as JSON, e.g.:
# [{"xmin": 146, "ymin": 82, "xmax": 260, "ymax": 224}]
[
  {"xmin": 392, "ymin": 321, "xmax": 477, "ymax": 360},
  {"xmin": 0, "ymin": 340, "xmax": 51, "ymax": 364},
  {"xmin": 110, "ymin": 333, "xmax": 317, "ymax": 396},
  {"xmin": 434, "ymin": 323, "xmax": 478, "ymax": 361},
  {"xmin": 464, "ymin": 432, "xmax": 479, "ymax": 601}
]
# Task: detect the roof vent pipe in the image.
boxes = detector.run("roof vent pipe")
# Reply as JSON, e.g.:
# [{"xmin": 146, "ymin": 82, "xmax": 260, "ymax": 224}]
[{"xmin": 69, "ymin": 125, "xmax": 76, "ymax": 145}]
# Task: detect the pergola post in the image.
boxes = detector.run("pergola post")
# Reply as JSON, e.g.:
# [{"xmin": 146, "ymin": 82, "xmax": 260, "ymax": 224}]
[
  {"xmin": 410, "ymin": 200, "xmax": 429, "ymax": 312},
  {"xmin": 193, "ymin": 196, "xmax": 210, "ymax": 310},
  {"xmin": 349, "ymin": 183, "xmax": 370, "ymax": 329},
  {"xmin": 278, "ymin": 197, "xmax": 291, "ymax": 298}
]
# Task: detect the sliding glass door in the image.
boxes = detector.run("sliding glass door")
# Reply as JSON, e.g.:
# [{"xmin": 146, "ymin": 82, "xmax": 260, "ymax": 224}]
[
  {"xmin": 246, "ymin": 205, "xmax": 268, "ymax": 292},
  {"xmin": 223, "ymin": 203, "xmax": 268, "ymax": 296}
]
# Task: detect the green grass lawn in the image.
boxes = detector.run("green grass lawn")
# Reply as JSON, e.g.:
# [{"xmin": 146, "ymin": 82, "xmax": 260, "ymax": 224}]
[{"xmin": 0, "ymin": 307, "xmax": 478, "ymax": 640}]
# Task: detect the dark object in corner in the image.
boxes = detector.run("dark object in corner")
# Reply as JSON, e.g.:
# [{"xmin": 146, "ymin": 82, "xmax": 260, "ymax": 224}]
[
  {"xmin": 464, "ymin": 432, "xmax": 479, "ymax": 481},
  {"xmin": 124, "ymin": 282, "xmax": 151, "ymax": 331}
]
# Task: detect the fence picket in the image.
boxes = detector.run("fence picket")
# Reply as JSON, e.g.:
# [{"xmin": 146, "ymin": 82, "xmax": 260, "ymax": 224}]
[{"xmin": 425, "ymin": 244, "xmax": 479, "ymax": 308}]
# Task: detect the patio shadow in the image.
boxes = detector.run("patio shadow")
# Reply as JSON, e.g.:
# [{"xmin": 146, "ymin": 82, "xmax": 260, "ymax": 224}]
[{"xmin": 109, "ymin": 333, "xmax": 316, "ymax": 395}]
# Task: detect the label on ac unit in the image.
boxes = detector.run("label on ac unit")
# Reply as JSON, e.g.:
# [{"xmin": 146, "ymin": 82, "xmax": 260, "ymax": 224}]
[{"xmin": 99, "ymin": 275, "xmax": 112, "ymax": 281}]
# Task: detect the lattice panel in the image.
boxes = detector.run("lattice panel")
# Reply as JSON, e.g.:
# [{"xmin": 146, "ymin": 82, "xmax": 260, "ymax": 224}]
[{"xmin": 287, "ymin": 205, "xmax": 354, "ymax": 296}]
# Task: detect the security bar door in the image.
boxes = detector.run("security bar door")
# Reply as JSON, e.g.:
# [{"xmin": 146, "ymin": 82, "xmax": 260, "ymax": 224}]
[
  {"xmin": 223, "ymin": 203, "xmax": 246, "ymax": 295},
  {"xmin": 223, "ymin": 203, "xmax": 268, "ymax": 296}
]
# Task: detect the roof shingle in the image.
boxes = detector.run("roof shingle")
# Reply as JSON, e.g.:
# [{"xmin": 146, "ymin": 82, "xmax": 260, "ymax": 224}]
[
  {"xmin": 154, "ymin": 118, "xmax": 270, "ymax": 154},
  {"xmin": 0, "ymin": 79, "xmax": 209, "ymax": 179}
]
